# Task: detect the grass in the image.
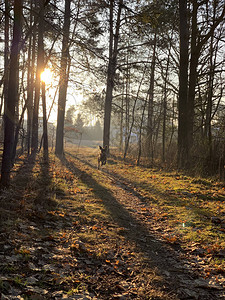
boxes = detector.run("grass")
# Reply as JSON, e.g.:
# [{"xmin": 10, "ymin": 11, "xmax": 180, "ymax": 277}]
[
  {"xmin": 67, "ymin": 146, "xmax": 225, "ymax": 266},
  {"xmin": 1, "ymin": 146, "xmax": 224, "ymax": 298}
]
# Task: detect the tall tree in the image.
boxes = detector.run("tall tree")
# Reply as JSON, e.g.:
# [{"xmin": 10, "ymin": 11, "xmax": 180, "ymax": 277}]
[
  {"xmin": 178, "ymin": 0, "xmax": 189, "ymax": 169},
  {"xmin": 42, "ymin": 80, "xmax": 48, "ymax": 160},
  {"xmin": 146, "ymin": 31, "xmax": 157, "ymax": 164},
  {"xmin": 0, "ymin": 0, "xmax": 23, "ymax": 187},
  {"xmin": 103, "ymin": 0, "xmax": 123, "ymax": 151},
  {"xmin": 26, "ymin": 0, "xmax": 36, "ymax": 155},
  {"xmin": 55, "ymin": 0, "xmax": 71, "ymax": 156},
  {"xmin": 162, "ymin": 51, "xmax": 170, "ymax": 163},
  {"xmin": 31, "ymin": 0, "xmax": 45, "ymax": 155},
  {"xmin": 187, "ymin": 0, "xmax": 225, "ymax": 154},
  {"xmin": 2, "ymin": 0, "xmax": 10, "ymax": 117}
]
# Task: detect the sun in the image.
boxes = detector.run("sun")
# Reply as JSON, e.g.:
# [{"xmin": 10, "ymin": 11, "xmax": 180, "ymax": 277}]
[{"xmin": 41, "ymin": 68, "xmax": 53, "ymax": 85}]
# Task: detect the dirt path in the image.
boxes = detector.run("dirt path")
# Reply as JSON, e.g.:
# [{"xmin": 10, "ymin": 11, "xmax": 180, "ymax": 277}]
[{"xmin": 0, "ymin": 150, "xmax": 224, "ymax": 299}]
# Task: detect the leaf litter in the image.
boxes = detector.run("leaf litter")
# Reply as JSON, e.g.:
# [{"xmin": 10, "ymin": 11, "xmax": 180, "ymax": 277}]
[{"xmin": 0, "ymin": 148, "xmax": 224, "ymax": 299}]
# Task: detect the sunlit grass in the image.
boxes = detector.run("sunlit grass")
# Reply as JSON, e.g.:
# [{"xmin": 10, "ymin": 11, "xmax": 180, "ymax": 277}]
[{"xmin": 66, "ymin": 146, "xmax": 225, "ymax": 258}]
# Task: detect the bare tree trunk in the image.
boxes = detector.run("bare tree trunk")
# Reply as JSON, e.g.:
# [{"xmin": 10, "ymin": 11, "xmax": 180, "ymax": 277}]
[
  {"xmin": 162, "ymin": 53, "xmax": 170, "ymax": 163},
  {"xmin": 2, "ymin": 0, "xmax": 10, "ymax": 117},
  {"xmin": 119, "ymin": 78, "xmax": 124, "ymax": 152},
  {"xmin": 31, "ymin": 0, "xmax": 44, "ymax": 155},
  {"xmin": 55, "ymin": 0, "xmax": 71, "ymax": 156},
  {"xmin": 0, "ymin": 0, "xmax": 10, "ymax": 140},
  {"xmin": 205, "ymin": 2, "xmax": 217, "ymax": 169},
  {"xmin": 103, "ymin": 0, "xmax": 123, "ymax": 151},
  {"xmin": 12, "ymin": 101, "xmax": 27, "ymax": 163},
  {"xmin": 137, "ymin": 97, "xmax": 147, "ymax": 166},
  {"xmin": 124, "ymin": 54, "xmax": 130, "ymax": 150},
  {"xmin": 153, "ymin": 102, "xmax": 162, "ymax": 160},
  {"xmin": 42, "ymin": 81, "xmax": 48, "ymax": 161},
  {"xmin": 162, "ymin": 94, "xmax": 167, "ymax": 163},
  {"xmin": 27, "ymin": 0, "xmax": 35, "ymax": 155},
  {"xmin": 1, "ymin": 0, "xmax": 23, "ymax": 187},
  {"xmin": 205, "ymin": 35, "xmax": 214, "ymax": 164},
  {"xmin": 178, "ymin": 0, "xmax": 189, "ymax": 169},
  {"xmin": 187, "ymin": 0, "xmax": 198, "ymax": 152},
  {"xmin": 168, "ymin": 98, "xmax": 176, "ymax": 152},
  {"xmin": 26, "ymin": 36, "xmax": 32, "ymax": 154},
  {"xmin": 146, "ymin": 31, "xmax": 157, "ymax": 165}
]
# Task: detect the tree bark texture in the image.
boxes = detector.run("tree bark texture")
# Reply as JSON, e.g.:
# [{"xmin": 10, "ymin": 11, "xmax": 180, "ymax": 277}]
[
  {"xmin": 178, "ymin": 0, "xmax": 189, "ymax": 169},
  {"xmin": 42, "ymin": 81, "xmax": 48, "ymax": 160},
  {"xmin": 103, "ymin": 0, "xmax": 123, "ymax": 151},
  {"xmin": 31, "ymin": 0, "xmax": 45, "ymax": 155},
  {"xmin": 55, "ymin": 0, "xmax": 71, "ymax": 156},
  {"xmin": 187, "ymin": 0, "xmax": 198, "ymax": 151},
  {"xmin": 146, "ymin": 31, "xmax": 157, "ymax": 164},
  {"xmin": 2, "ymin": 0, "xmax": 10, "ymax": 116},
  {"xmin": 1, "ymin": 0, "xmax": 23, "ymax": 187},
  {"xmin": 26, "ymin": 0, "xmax": 35, "ymax": 155}
]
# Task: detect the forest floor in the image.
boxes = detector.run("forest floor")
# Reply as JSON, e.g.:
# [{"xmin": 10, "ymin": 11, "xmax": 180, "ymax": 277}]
[{"xmin": 0, "ymin": 146, "xmax": 225, "ymax": 300}]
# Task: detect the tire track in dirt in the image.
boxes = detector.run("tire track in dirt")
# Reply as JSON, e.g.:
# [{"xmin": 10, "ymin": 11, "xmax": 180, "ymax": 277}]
[{"xmin": 64, "ymin": 152, "xmax": 225, "ymax": 300}]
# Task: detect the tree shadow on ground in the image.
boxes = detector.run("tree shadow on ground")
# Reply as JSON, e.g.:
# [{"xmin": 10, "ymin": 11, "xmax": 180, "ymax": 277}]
[
  {"xmin": 59, "ymin": 154, "xmax": 219, "ymax": 300},
  {"xmin": 0, "ymin": 153, "xmax": 60, "ymax": 229},
  {"xmin": 0, "ymin": 155, "xmax": 37, "ymax": 226},
  {"xmin": 0, "ymin": 154, "xmax": 82, "ymax": 299},
  {"xmin": 67, "ymin": 151, "xmax": 216, "ymax": 225}
]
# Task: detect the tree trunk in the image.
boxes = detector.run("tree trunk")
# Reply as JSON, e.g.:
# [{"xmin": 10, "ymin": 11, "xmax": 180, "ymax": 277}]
[
  {"xmin": 124, "ymin": 55, "xmax": 130, "ymax": 150},
  {"xmin": 2, "ymin": 0, "xmax": 10, "ymax": 117},
  {"xmin": 42, "ymin": 81, "xmax": 48, "ymax": 161},
  {"xmin": 1, "ymin": 0, "xmax": 23, "ymax": 187},
  {"xmin": 178, "ymin": 0, "xmax": 189, "ymax": 169},
  {"xmin": 162, "ymin": 94, "xmax": 167, "ymax": 163},
  {"xmin": 162, "ymin": 52, "xmax": 170, "ymax": 163},
  {"xmin": 168, "ymin": 98, "xmax": 176, "ymax": 152},
  {"xmin": 119, "ymin": 84, "xmax": 124, "ymax": 152},
  {"xmin": 205, "ymin": 2, "xmax": 218, "ymax": 168},
  {"xmin": 205, "ymin": 35, "xmax": 214, "ymax": 162},
  {"xmin": 27, "ymin": 0, "xmax": 35, "ymax": 155},
  {"xmin": 153, "ymin": 102, "xmax": 162, "ymax": 159},
  {"xmin": 31, "ymin": 0, "xmax": 44, "ymax": 155},
  {"xmin": 137, "ymin": 97, "xmax": 147, "ymax": 166},
  {"xmin": 146, "ymin": 31, "xmax": 157, "ymax": 165},
  {"xmin": 12, "ymin": 102, "xmax": 27, "ymax": 163},
  {"xmin": 187, "ymin": 0, "xmax": 198, "ymax": 152},
  {"xmin": 103, "ymin": 0, "xmax": 123, "ymax": 151},
  {"xmin": 55, "ymin": 0, "xmax": 71, "ymax": 156}
]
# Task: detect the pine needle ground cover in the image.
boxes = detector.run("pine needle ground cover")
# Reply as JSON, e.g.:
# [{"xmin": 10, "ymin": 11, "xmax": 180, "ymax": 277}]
[{"xmin": 0, "ymin": 146, "xmax": 224, "ymax": 299}]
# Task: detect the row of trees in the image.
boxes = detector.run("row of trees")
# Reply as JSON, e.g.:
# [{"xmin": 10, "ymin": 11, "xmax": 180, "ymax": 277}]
[
  {"xmin": 0, "ymin": 0, "xmax": 225, "ymax": 187},
  {"xmin": 84, "ymin": 0, "xmax": 225, "ymax": 175}
]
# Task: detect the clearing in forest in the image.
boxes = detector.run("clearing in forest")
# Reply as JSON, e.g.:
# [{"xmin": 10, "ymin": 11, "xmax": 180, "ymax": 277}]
[{"xmin": 0, "ymin": 146, "xmax": 225, "ymax": 299}]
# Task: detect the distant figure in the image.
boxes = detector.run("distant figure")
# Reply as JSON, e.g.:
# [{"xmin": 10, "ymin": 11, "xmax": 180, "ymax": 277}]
[{"xmin": 98, "ymin": 146, "xmax": 107, "ymax": 169}]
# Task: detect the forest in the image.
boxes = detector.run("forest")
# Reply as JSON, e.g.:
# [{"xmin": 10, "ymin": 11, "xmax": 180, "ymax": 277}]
[
  {"xmin": 0, "ymin": 0, "xmax": 225, "ymax": 299},
  {"xmin": 0, "ymin": 0, "xmax": 224, "ymax": 185}
]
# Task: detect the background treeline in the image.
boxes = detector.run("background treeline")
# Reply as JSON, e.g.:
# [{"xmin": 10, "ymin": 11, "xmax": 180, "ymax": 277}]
[{"xmin": 0, "ymin": 0, "xmax": 224, "ymax": 187}]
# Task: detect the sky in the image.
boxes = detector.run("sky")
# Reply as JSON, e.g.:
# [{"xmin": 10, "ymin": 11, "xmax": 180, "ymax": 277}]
[{"xmin": 41, "ymin": 68, "xmax": 84, "ymax": 124}]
